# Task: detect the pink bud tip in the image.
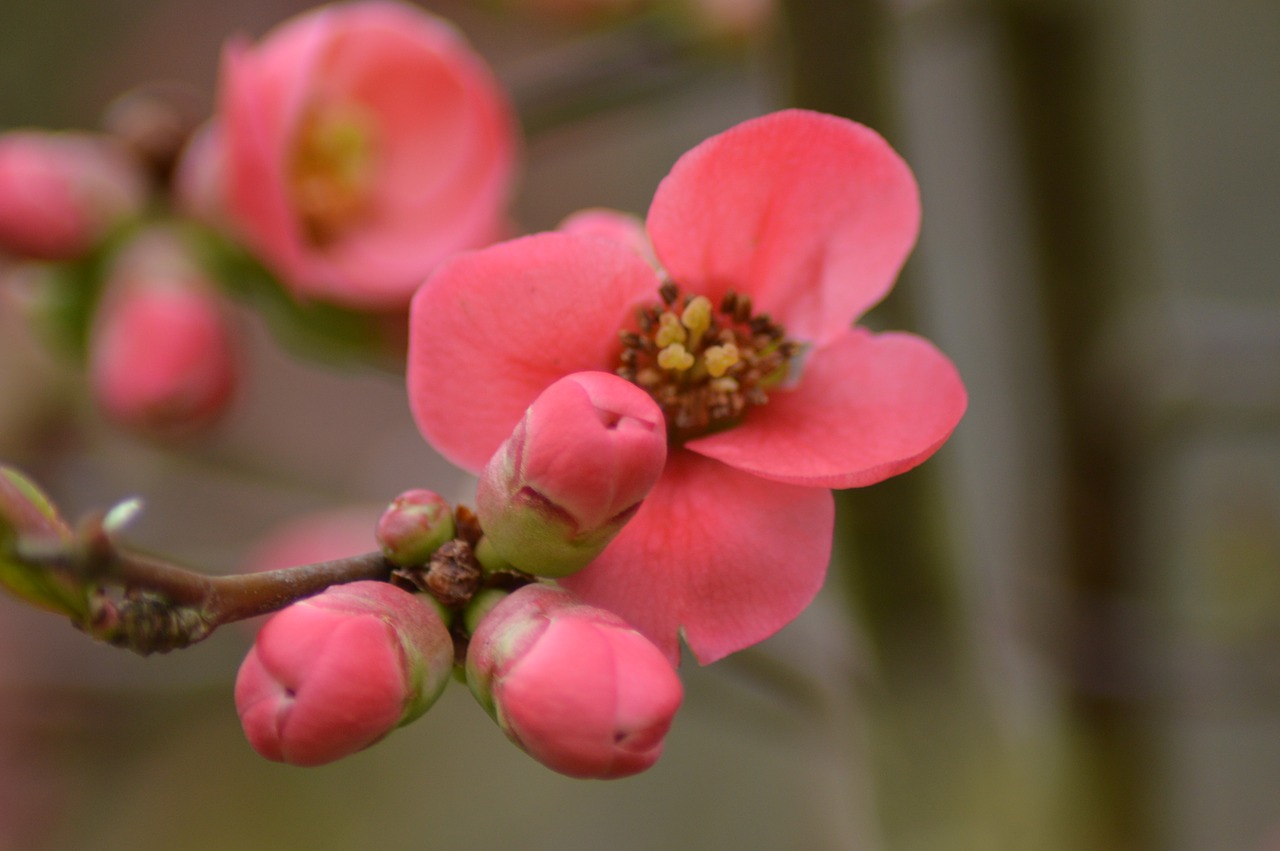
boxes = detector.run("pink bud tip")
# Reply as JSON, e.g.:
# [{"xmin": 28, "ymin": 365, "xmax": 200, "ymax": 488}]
[
  {"xmin": 466, "ymin": 584, "xmax": 682, "ymax": 779},
  {"xmin": 477, "ymin": 371, "xmax": 667, "ymax": 577},
  {"xmin": 89, "ymin": 230, "xmax": 237, "ymax": 436},
  {"xmin": 376, "ymin": 489, "xmax": 455, "ymax": 566},
  {"xmin": 0, "ymin": 131, "xmax": 144, "ymax": 261},
  {"xmin": 235, "ymin": 581, "xmax": 454, "ymax": 767}
]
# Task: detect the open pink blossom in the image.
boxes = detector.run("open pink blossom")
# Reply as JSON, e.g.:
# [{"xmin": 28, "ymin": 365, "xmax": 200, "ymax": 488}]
[
  {"xmin": 202, "ymin": 0, "xmax": 517, "ymax": 309},
  {"xmin": 236, "ymin": 580, "xmax": 453, "ymax": 766},
  {"xmin": 0, "ymin": 131, "xmax": 144, "ymax": 261},
  {"xmin": 409, "ymin": 109, "xmax": 967, "ymax": 663},
  {"xmin": 466, "ymin": 584, "xmax": 682, "ymax": 779}
]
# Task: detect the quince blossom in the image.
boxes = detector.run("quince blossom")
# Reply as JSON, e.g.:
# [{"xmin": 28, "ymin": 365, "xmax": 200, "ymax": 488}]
[
  {"xmin": 408, "ymin": 110, "xmax": 967, "ymax": 664},
  {"xmin": 191, "ymin": 1, "xmax": 517, "ymax": 309}
]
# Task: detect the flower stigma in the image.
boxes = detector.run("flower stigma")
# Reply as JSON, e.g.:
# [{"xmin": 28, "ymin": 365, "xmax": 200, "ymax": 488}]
[
  {"xmin": 617, "ymin": 284, "xmax": 803, "ymax": 443},
  {"xmin": 290, "ymin": 102, "xmax": 379, "ymax": 246}
]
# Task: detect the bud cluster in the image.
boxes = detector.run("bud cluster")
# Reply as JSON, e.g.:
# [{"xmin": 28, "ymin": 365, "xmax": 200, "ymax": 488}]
[{"xmin": 233, "ymin": 371, "xmax": 681, "ymax": 776}]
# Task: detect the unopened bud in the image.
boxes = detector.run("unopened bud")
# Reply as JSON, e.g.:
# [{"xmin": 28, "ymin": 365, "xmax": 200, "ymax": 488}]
[
  {"xmin": 476, "ymin": 371, "xmax": 666, "ymax": 577},
  {"xmin": 376, "ymin": 489, "xmax": 455, "ymax": 567},
  {"xmin": 235, "ymin": 581, "xmax": 454, "ymax": 767},
  {"xmin": 466, "ymin": 584, "xmax": 682, "ymax": 779},
  {"xmin": 89, "ymin": 228, "xmax": 237, "ymax": 436},
  {"xmin": 0, "ymin": 131, "xmax": 144, "ymax": 260}
]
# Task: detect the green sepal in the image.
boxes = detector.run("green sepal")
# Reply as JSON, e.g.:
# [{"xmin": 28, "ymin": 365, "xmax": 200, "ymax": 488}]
[
  {"xmin": 0, "ymin": 466, "xmax": 88, "ymax": 620},
  {"xmin": 190, "ymin": 226, "xmax": 405, "ymax": 372}
]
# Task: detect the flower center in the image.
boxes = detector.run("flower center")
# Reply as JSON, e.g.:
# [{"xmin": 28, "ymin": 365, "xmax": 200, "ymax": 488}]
[
  {"xmin": 616, "ymin": 283, "xmax": 802, "ymax": 444},
  {"xmin": 289, "ymin": 103, "xmax": 378, "ymax": 247}
]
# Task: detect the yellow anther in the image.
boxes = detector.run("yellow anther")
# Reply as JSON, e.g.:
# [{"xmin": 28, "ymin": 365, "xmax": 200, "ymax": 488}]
[
  {"xmin": 657, "ymin": 343, "xmax": 695, "ymax": 372},
  {"xmin": 655, "ymin": 312, "xmax": 687, "ymax": 347},
  {"xmin": 703, "ymin": 343, "xmax": 740, "ymax": 378},
  {"xmin": 680, "ymin": 296, "xmax": 712, "ymax": 340},
  {"xmin": 291, "ymin": 104, "xmax": 377, "ymax": 244}
]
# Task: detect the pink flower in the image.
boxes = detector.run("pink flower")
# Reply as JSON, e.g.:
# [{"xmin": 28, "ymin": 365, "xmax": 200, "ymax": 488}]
[
  {"xmin": 235, "ymin": 580, "xmax": 454, "ymax": 767},
  {"xmin": 89, "ymin": 230, "xmax": 237, "ymax": 435},
  {"xmin": 466, "ymin": 584, "xmax": 682, "ymax": 779},
  {"xmin": 202, "ymin": 0, "xmax": 518, "ymax": 309},
  {"xmin": 0, "ymin": 131, "xmax": 144, "ymax": 261},
  {"xmin": 477, "ymin": 371, "xmax": 667, "ymax": 577},
  {"xmin": 409, "ymin": 109, "xmax": 968, "ymax": 663}
]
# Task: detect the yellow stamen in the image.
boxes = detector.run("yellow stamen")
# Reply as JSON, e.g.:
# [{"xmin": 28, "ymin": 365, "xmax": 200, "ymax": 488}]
[
  {"xmin": 703, "ymin": 343, "xmax": 740, "ymax": 378},
  {"xmin": 657, "ymin": 343, "xmax": 695, "ymax": 372},
  {"xmin": 290, "ymin": 103, "xmax": 378, "ymax": 245},
  {"xmin": 655, "ymin": 312, "xmax": 687, "ymax": 347},
  {"xmin": 680, "ymin": 296, "xmax": 712, "ymax": 349}
]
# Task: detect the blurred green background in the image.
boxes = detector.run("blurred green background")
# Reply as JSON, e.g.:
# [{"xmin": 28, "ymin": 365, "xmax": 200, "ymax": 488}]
[{"xmin": 1, "ymin": 0, "xmax": 1278, "ymax": 849}]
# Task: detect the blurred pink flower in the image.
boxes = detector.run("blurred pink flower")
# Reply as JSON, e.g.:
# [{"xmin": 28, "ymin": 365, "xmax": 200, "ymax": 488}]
[
  {"xmin": 198, "ymin": 0, "xmax": 518, "ymax": 309},
  {"xmin": 477, "ymin": 371, "xmax": 667, "ymax": 577},
  {"xmin": 89, "ymin": 229, "xmax": 237, "ymax": 436},
  {"xmin": 409, "ymin": 110, "xmax": 967, "ymax": 664},
  {"xmin": 0, "ymin": 131, "xmax": 144, "ymax": 261},
  {"xmin": 466, "ymin": 584, "xmax": 681, "ymax": 779},
  {"xmin": 236, "ymin": 580, "xmax": 453, "ymax": 767}
]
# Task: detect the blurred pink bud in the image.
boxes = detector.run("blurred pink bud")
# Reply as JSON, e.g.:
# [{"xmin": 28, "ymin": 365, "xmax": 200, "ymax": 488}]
[
  {"xmin": 0, "ymin": 131, "xmax": 145, "ymax": 260},
  {"xmin": 236, "ymin": 580, "xmax": 454, "ymax": 766},
  {"xmin": 476, "ymin": 371, "xmax": 666, "ymax": 577},
  {"xmin": 376, "ymin": 489, "xmax": 456, "ymax": 567},
  {"xmin": 208, "ymin": 0, "xmax": 518, "ymax": 309},
  {"xmin": 466, "ymin": 584, "xmax": 681, "ymax": 779},
  {"xmin": 89, "ymin": 230, "xmax": 237, "ymax": 436}
]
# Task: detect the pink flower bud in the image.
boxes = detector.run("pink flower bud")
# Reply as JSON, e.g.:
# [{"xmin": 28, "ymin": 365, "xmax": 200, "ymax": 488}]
[
  {"xmin": 466, "ymin": 584, "xmax": 682, "ymax": 779},
  {"xmin": 376, "ymin": 489, "xmax": 455, "ymax": 567},
  {"xmin": 235, "ymin": 581, "xmax": 454, "ymax": 767},
  {"xmin": 476, "ymin": 371, "xmax": 666, "ymax": 577},
  {"xmin": 89, "ymin": 230, "xmax": 237, "ymax": 436},
  {"xmin": 0, "ymin": 131, "xmax": 144, "ymax": 260}
]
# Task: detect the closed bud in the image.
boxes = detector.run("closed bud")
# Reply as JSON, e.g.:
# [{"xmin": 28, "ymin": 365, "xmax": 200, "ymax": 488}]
[
  {"xmin": 89, "ymin": 229, "xmax": 237, "ymax": 436},
  {"xmin": 466, "ymin": 584, "xmax": 682, "ymax": 779},
  {"xmin": 235, "ymin": 581, "xmax": 454, "ymax": 767},
  {"xmin": 476, "ymin": 371, "xmax": 666, "ymax": 577},
  {"xmin": 0, "ymin": 131, "xmax": 144, "ymax": 260},
  {"xmin": 376, "ymin": 489, "xmax": 455, "ymax": 567}
]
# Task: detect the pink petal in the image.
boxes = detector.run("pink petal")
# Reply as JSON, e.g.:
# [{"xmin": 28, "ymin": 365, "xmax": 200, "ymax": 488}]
[
  {"xmin": 561, "ymin": 450, "xmax": 834, "ymax": 665},
  {"xmin": 408, "ymin": 232, "xmax": 660, "ymax": 472},
  {"xmin": 686, "ymin": 328, "xmax": 967, "ymax": 488},
  {"xmin": 558, "ymin": 208, "xmax": 659, "ymax": 270},
  {"xmin": 646, "ymin": 109, "xmax": 920, "ymax": 344},
  {"xmin": 307, "ymin": 5, "xmax": 517, "ymax": 304}
]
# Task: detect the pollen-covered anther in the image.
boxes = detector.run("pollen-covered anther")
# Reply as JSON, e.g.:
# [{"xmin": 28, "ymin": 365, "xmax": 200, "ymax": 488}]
[
  {"xmin": 703, "ymin": 343, "xmax": 739, "ymax": 378},
  {"xmin": 655, "ymin": 313, "xmax": 687, "ymax": 347},
  {"xmin": 657, "ymin": 343, "xmax": 695, "ymax": 372},
  {"xmin": 618, "ymin": 284, "xmax": 803, "ymax": 443},
  {"xmin": 680, "ymin": 296, "xmax": 712, "ymax": 348}
]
